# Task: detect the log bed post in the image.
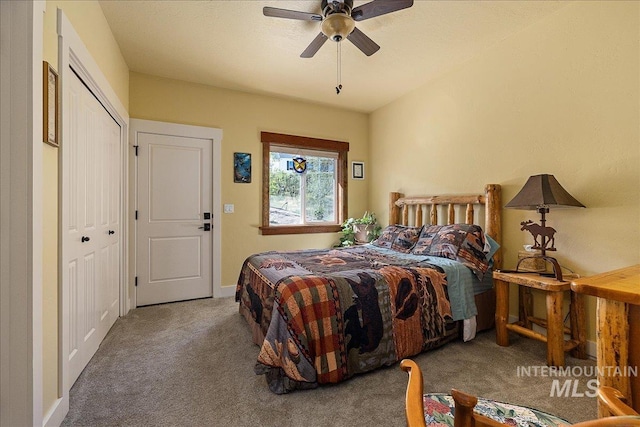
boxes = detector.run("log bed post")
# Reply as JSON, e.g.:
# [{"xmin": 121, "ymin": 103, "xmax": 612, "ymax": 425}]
[
  {"xmin": 484, "ymin": 184, "xmax": 502, "ymax": 270},
  {"xmin": 389, "ymin": 192, "xmax": 403, "ymax": 226}
]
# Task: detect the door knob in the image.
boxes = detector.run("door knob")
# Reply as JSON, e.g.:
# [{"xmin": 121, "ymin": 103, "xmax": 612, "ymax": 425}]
[
  {"xmin": 81, "ymin": 236, "xmax": 90, "ymax": 242},
  {"xmin": 108, "ymin": 230, "xmax": 115, "ymax": 235},
  {"xmin": 198, "ymin": 223, "xmax": 211, "ymax": 231}
]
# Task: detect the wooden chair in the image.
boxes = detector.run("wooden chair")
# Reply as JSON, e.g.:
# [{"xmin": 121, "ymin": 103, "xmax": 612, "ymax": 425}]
[{"xmin": 400, "ymin": 359, "xmax": 640, "ymax": 427}]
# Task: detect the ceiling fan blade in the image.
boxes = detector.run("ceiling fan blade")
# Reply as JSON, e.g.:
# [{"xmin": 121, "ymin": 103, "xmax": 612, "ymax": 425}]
[
  {"xmin": 301, "ymin": 33, "xmax": 328, "ymax": 58},
  {"xmin": 346, "ymin": 27, "xmax": 380, "ymax": 56},
  {"xmin": 351, "ymin": 0, "xmax": 414, "ymax": 22},
  {"xmin": 263, "ymin": 7, "xmax": 322, "ymax": 21}
]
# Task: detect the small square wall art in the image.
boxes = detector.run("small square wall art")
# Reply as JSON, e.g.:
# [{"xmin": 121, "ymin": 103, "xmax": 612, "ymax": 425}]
[{"xmin": 352, "ymin": 161, "xmax": 364, "ymax": 180}]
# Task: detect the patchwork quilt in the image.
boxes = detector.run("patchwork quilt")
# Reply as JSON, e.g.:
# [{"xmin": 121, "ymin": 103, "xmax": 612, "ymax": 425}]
[{"xmin": 236, "ymin": 245, "xmax": 468, "ymax": 394}]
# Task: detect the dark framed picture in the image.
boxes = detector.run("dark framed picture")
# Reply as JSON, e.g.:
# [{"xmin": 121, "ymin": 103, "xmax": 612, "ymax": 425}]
[
  {"xmin": 234, "ymin": 152, "xmax": 251, "ymax": 183},
  {"xmin": 352, "ymin": 161, "xmax": 364, "ymax": 180},
  {"xmin": 43, "ymin": 61, "xmax": 59, "ymax": 147}
]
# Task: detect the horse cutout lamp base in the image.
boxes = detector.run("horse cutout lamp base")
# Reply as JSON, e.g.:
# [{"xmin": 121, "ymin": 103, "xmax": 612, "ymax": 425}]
[{"xmin": 505, "ymin": 174, "xmax": 585, "ymax": 281}]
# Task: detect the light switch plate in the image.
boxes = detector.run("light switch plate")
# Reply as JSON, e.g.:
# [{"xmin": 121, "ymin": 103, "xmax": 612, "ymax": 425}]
[{"xmin": 223, "ymin": 204, "xmax": 234, "ymax": 214}]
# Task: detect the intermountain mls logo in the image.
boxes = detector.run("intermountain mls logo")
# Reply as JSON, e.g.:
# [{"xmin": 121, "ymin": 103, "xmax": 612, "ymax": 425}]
[{"xmin": 517, "ymin": 365, "xmax": 638, "ymax": 397}]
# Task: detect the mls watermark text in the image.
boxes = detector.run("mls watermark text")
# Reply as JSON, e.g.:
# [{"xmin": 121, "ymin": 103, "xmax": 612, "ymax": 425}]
[{"xmin": 516, "ymin": 365, "xmax": 638, "ymax": 398}]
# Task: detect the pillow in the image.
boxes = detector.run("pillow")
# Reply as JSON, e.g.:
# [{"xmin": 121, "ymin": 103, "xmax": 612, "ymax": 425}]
[
  {"xmin": 371, "ymin": 225, "xmax": 423, "ymax": 253},
  {"xmin": 484, "ymin": 234, "xmax": 500, "ymax": 267},
  {"xmin": 411, "ymin": 224, "xmax": 491, "ymax": 279}
]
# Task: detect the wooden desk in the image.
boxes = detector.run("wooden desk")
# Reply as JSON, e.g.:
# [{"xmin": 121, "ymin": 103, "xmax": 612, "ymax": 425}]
[
  {"xmin": 494, "ymin": 271, "xmax": 586, "ymax": 367},
  {"xmin": 571, "ymin": 265, "xmax": 640, "ymax": 417}
]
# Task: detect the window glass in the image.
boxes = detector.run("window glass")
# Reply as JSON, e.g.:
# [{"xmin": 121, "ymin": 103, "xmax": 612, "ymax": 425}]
[{"xmin": 269, "ymin": 149, "xmax": 337, "ymax": 225}]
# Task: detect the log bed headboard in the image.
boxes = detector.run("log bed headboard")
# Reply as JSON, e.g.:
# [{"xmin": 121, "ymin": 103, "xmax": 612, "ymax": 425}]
[{"xmin": 389, "ymin": 184, "xmax": 502, "ymax": 269}]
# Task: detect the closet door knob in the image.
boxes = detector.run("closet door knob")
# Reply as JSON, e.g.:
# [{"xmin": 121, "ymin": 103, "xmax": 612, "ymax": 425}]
[
  {"xmin": 81, "ymin": 236, "xmax": 90, "ymax": 242},
  {"xmin": 108, "ymin": 230, "xmax": 115, "ymax": 235}
]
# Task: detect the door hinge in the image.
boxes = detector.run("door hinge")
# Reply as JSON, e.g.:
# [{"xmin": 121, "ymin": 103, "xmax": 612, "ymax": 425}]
[
  {"xmin": 135, "ymin": 210, "xmax": 138, "ymax": 220},
  {"xmin": 135, "ymin": 276, "xmax": 138, "ymax": 287},
  {"xmin": 133, "ymin": 145, "xmax": 139, "ymax": 156}
]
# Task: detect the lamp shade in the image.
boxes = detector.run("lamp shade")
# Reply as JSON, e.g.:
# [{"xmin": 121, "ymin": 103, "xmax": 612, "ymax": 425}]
[{"xmin": 505, "ymin": 174, "xmax": 585, "ymax": 210}]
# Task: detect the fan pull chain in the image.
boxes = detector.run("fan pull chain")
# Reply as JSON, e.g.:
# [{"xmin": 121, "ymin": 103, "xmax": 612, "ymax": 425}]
[{"xmin": 336, "ymin": 42, "xmax": 342, "ymax": 95}]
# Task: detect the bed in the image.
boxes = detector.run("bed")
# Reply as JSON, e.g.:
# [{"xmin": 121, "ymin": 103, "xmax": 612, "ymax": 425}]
[{"xmin": 235, "ymin": 184, "xmax": 502, "ymax": 393}]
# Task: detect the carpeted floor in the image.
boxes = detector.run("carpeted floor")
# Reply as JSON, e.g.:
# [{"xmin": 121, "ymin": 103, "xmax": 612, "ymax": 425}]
[{"xmin": 62, "ymin": 297, "xmax": 597, "ymax": 426}]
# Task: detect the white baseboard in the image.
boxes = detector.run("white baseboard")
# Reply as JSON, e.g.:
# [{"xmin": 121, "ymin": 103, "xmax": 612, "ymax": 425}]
[
  {"xmin": 507, "ymin": 314, "xmax": 596, "ymax": 360},
  {"xmin": 42, "ymin": 396, "xmax": 67, "ymax": 427},
  {"xmin": 217, "ymin": 285, "xmax": 236, "ymax": 298}
]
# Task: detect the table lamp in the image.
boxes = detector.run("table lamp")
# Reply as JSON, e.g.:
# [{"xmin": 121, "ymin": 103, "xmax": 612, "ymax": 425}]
[{"xmin": 505, "ymin": 174, "xmax": 585, "ymax": 280}]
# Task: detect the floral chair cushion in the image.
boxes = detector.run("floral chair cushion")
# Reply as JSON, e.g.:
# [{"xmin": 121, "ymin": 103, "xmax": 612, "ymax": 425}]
[{"xmin": 423, "ymin": 393, "xmax": 571, "ymax": 427}]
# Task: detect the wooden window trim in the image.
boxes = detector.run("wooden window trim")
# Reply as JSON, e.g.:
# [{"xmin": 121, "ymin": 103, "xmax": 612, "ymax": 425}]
[
  {"xmin": 260, "ymin": 224, "xmax": 342, "ymax": 235},
  {"xmin": 260, "ymin": 132, "xmax": 348, "ymax": 235}
]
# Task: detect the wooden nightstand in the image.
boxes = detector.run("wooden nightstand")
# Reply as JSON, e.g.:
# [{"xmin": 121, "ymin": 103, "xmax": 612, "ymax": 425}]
[
  {"xmin": 494, "ymin": 270, "xmax": 587, "ymax": 367},
  {"xmin": 571, "ymin": 265, "xmax": 640, "ymax": 416}
]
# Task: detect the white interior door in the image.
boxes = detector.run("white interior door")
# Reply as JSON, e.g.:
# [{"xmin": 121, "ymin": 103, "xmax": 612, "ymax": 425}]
[
  {"xmin": 134, "ymin": 122, "xmax": 217, "ymax": 306},
  {"xmin": 65, "ymin": 70, "xmax": 120, "ymax": 385}
]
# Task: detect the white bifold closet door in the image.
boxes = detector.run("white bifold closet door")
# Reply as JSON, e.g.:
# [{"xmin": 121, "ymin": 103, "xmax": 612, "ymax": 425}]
[{"xmin": 65, "ymin": 70, "xmax": 120, "ymax": 386}]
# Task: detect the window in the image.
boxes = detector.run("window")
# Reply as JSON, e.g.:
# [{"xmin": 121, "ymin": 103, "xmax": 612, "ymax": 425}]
[
  {"xmin": 269, "ymin": 148, "xmax": 337, "ymax": 224},
  {"xmin": 260, "ymin": 132, "xmax": 348, "ymax": 235}
]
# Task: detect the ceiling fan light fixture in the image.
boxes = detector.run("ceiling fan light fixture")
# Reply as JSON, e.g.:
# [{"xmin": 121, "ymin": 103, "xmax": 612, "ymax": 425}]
[{"xmin": 321, "ymin": 13, "xmax": 355, "ymax": 42}]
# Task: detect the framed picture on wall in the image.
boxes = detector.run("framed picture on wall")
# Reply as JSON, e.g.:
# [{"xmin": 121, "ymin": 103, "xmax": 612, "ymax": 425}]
[
  {"xmin": 234, "ymin": 152, "xmax": 251, "ymax": 183},
  {"xmin": 352, "ymin": 161, "xmax": 364, "ymax": 180},
  {"xmin": 43, "ymin": 61, "xmax": 59, "ymax": 147}
]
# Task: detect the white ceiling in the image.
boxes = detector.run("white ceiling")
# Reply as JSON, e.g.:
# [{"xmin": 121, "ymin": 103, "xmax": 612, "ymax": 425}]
[{"xmin": 99, "ymin": 0, "xmax": 569, "ymax": 113}]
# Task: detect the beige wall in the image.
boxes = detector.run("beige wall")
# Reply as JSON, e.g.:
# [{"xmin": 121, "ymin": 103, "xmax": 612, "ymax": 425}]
[
  {"xmin": 129, "ymin": 73, "xmax": 369, "ymax": 288},
  {"xmin": 42, "ymin": 0, "xmax": 129, "ymax": 417},
  {"xmin": 369, "ymin": 1, "xmax": 639, "ymax": 342}
]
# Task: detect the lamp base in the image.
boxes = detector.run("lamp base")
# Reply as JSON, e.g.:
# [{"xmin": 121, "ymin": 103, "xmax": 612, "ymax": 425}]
[
  {"xmin": 515, "ymin": 255, "xmax": 564, "ymax": 281},
  {"xmin": 517, "ymin": 250, "xmax": 546, "ymax": 272}
]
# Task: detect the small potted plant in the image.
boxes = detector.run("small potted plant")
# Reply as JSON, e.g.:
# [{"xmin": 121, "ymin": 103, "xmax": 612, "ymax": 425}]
[{"xmin": 338, "ymin": 211, "xmax": 382, "ymax": 246}]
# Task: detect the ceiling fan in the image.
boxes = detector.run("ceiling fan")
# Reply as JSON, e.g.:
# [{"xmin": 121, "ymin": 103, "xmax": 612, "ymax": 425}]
[{"xmin": 263, "ymin": 0, "xmax": 414, "ymax": 58}]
